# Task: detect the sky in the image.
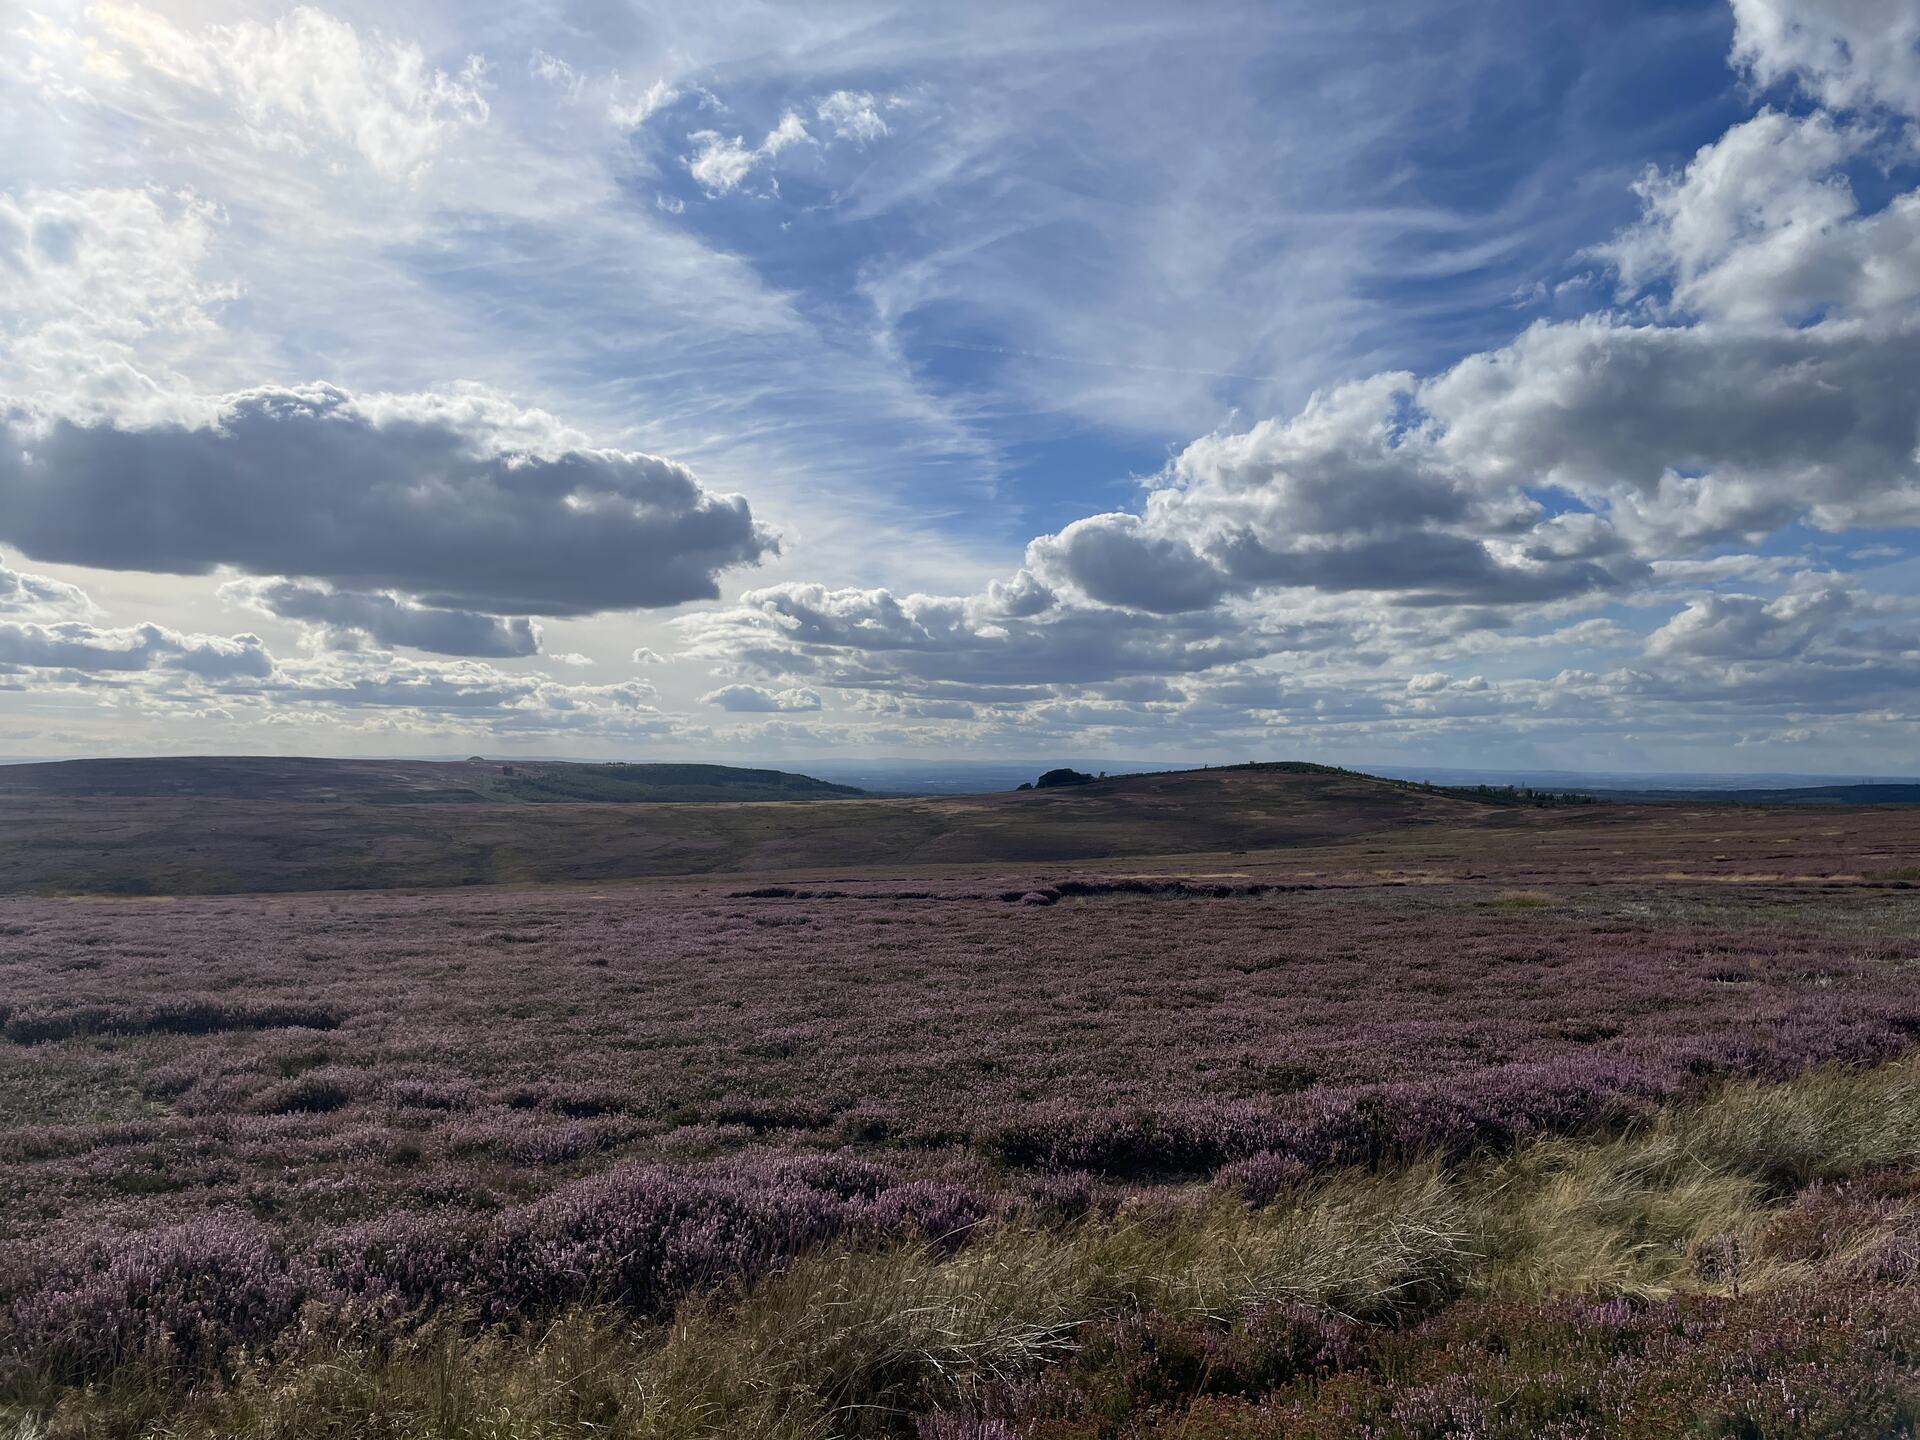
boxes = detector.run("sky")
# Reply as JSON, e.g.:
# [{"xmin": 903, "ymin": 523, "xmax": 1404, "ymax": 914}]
[{"xmin": 1, "ymin": 0, "xmax": 1917, "ymax": 773}]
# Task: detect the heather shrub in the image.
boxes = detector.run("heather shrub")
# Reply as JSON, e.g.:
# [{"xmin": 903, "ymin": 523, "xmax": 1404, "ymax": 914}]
[
  {"xmin": 0, "ymin": 1217, "xmax": 299, "ymax": 1379},
  {"xmin": 254, "ymin": 1068, "xmax": 355, "ymax": 1115},
  {"xmin": 476, "ymin": 1166, "xmax": 825, "ymax": 1318},
  {"xmin": 307, "ymin": 1210, "xmax": 480, "ymax": 1324},
  {"xmin": 445, "ymin": 1110, "xmax": 622, "ymax": 1166},
  {"xmin": 543, "ymin": 1084, "xmax": 627, "ymax": 1117},
  {"xmin": 3, "ymin": 999, "xmax": 340, "ymax": 1045},
  {"xmin": 861, "ymin": 1179, "xmax": 991, "ymax": 1249},
  {"xmin": 384, "ymin": 1078, "xmax": 476, "ymax": 1111}
]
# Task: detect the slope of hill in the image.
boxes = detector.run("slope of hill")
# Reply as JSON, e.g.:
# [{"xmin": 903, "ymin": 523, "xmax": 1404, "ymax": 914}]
[
  {"xmin": 0, "ymin": 760, "xmax": 1497, "ymax": 895},
  {"xmin": 0, "ymin": 756, "xmax": 863, "ymax": 805},
  {"xmin": 1589, "ymin": 782, "xmax": 1920, "ymax": 806}
]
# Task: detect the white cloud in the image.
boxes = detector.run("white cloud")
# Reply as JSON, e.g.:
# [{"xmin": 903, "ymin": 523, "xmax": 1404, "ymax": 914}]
[
  {"xmin": 608, "ymin": 76, "xmax": 682, "ymax": 130},
  {"xmin": 686, "ymin": 110, "xmax": 813, "ymax": 196},
  {"xmin": 685, "ymin": 131, "xmax": 760, "ymax": 195},
  {"xmin": 0, "ymin": 619, "xmax": 271, "ymax": 679},
  {"xmin": 1425, "ymin": 315, "xmax": 1920, "ymax": 538},
  {"xmin": 763, "ymin": 110, "xmax": 811, "ymax": 156},
  {"xmin": 0, "ymin": 559, "xmax": 94, "ymax": 619},
  {"xmin": 1643, "ymin": 578, "xmax": 1888, "ymax": 660},
  {"xmin": 528, "ymin": 49, "xmax": 580, "ymax": 96},
  {"xmin": 701, "ymin": 682, "xmax": 824, "ymax": 713},
  {"xmin": 0, "ymin": 187, "xmax": 235, "ymax": 424},
  {"xmin": 1731, "ymin": 0, "xmax": 1920, "ymax": 117},
  {"xmin": 816, "ymin": 90, "xmax": 889, "ymax": 144},
  {"xmin": 88, "ymin": 3, "xmax": 490, "ymax": 180},
  {"xmin": 1601, "ymin": 111, "xmax": 1920, "ymax": 324}
]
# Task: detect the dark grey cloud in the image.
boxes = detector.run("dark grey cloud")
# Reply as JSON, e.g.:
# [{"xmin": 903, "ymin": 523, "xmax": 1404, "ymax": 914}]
[
  {"xmin": 1213, "ymin": 529, "xmax": 1639, "ymax": 606},
  {"xmin": 0, "ymin": 384, "xmax": 777, "ymax": 616},
  {"xmin": 1028, "ymin": 516, "xmax": 1231, "ymax": 614},
  {"xmin": 222, "ymin": 577, "xmax": 540, "ymax": 657},
  {"xmin": 680, "ymin": 582, "xmax": 1337, "ymax": 694}
]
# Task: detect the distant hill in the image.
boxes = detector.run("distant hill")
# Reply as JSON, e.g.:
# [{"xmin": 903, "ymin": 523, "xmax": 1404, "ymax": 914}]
[
  {"xmin": 488, "ymin": 762, "xmax": 865, "ymax": 804},
  {"xmin": 1590, "ymin": 782, "xmax": 1920, "ymax": 806},
  {"xmin": 0, "ymin": 758, "xmax": 1502, "ymax": 895},
  {"xmin": 0, "ymin": 756, "xmax": 865, "ymax": 805}
]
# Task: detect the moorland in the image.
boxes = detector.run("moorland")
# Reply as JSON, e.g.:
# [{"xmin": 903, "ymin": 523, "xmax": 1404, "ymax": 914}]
[{"xmin": 0, "ymin": 758, "xmax": 1916, "ymax": 1438}]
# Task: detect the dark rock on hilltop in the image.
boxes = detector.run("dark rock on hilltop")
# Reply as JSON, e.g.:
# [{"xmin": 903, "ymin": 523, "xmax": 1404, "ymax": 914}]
[{"xmin": 1034, "ymin": 768, "xmax": 1096, "ymax": 789}]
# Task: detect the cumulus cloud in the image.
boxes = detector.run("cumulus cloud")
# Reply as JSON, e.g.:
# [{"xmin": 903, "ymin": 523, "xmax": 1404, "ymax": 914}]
[
  {"xmin": 0, "ymin": 383, "xmax": 776, "ymax": 616},
  {"xmin": 221, "ymin": 578, "xmax": 540, "ymax": 658},
  {"xmin": 1021, "ymin": 372, "xmax": 1645, "ymax": 613},
  {"xmin": 700, "ymin": 682, "xmax": 824, "ymax": 713},
  {"xmin": 1601, "ymin": 110, "xmax": 1919, "ymax": 324},
  {"xmin": 1028, "ymin": 514, "xmax": 1230, "ymax": 614},
  {"xmin": 1644, "ymin": 580, "xmax": 1884, "ymax": 660},
  {"xmin": 0, "ymin": 616, "xmax": 686, "ymax": 740},
  {"xmin": 88, "ymin": 3, "xmax": 489, "ymax": 179},
  {"xmin": 1424, "ymin": 316, "xmax": 1920, "ymax": 538},
  {"xmin": 0, "ymin": 560, "xmax": 93, "ymax": 619},
  {"xmin": 678, "ymin": 581, "xmax": 1331, "ymax": 695},
  {"xmin": 0, "ymin": 620, "xmax": 271, "ymax": 679},
  {"xmin": 1731, "ymin": 0, "xmax": 1920, "ymax": 116}
]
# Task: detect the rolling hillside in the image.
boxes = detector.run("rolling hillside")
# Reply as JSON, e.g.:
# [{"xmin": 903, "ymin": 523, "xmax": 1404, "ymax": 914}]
[
  {"xmin": 0, "ymin": 756, "xmax": 864, "ymax": 804},
  {"xmin": 0, "ymin": 759, "xmax": 1497, "ymax": 895}
]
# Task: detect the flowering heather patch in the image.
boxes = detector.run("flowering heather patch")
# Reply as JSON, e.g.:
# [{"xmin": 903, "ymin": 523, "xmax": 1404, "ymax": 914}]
[
  {"xmin": 0, "ymin": 880, "xmax": 1913, "ymax": 1233},
  {"xmin": 0, "ymin": 874, "xmax": 1915, "ymax": 1394},
  {"xmin": 1, "ymin": 998, "xmax": 340, "ymax": 1046},
  {"xmin": 1, "ymin": 1156, "xmax": 989, "ymax": 1377},
  {"xmin": 3, "ymin": 1216, "xmax": 298, "ymax": 1380}
]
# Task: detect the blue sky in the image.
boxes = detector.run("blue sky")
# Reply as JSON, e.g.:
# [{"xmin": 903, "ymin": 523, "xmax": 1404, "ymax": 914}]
[{"xmin": 1, "ymin": 0, "xmax": 1917, "ymax": 773}]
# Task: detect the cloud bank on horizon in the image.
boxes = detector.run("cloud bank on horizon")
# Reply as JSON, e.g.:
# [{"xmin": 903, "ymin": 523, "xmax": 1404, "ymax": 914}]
[{"xmin": 0, "ymin": 0, "xmax": 1916, "ymax": 772}]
